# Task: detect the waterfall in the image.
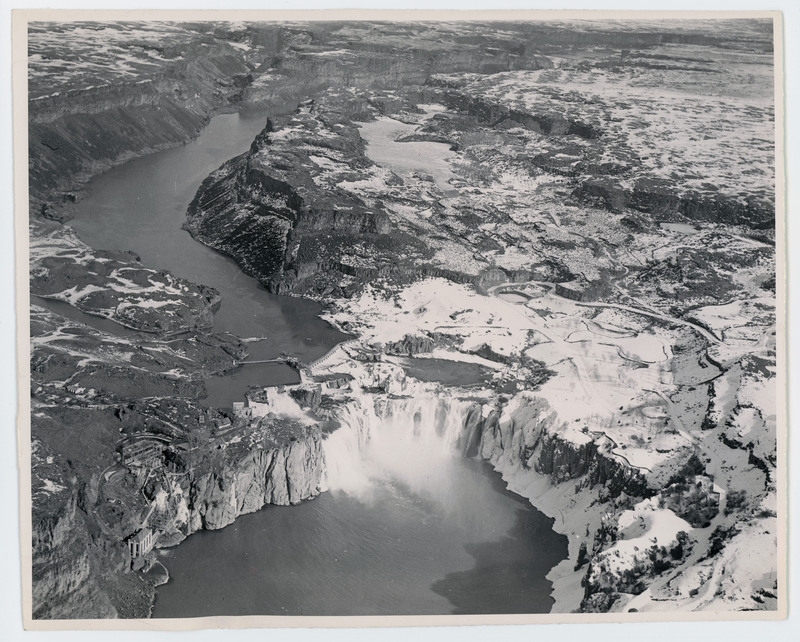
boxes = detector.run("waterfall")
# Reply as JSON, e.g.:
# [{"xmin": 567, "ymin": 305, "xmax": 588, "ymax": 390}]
[
  {"xmin": 266, "ymin": 389, "xmax": 311, "ymax": 422},
  {"xmin": 322, "ymin": 389, "xmax": 479, "ymax": 503}
]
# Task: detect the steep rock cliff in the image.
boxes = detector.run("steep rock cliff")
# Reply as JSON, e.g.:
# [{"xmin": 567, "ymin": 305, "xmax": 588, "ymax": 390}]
[
  {"xmin": 184, "ymin": 429, "xmax": 326, "ymax": 533},
  {"xmin": 184, "ymin": 100, "xmax": 410, "ymax": 296},
  {"xmin": 29, "ymin": 39, "xmax": 267, "ymax": 220},
  {"xmin": 478, "ymin": 395, "xmax": 651, "ymax": 501},
  {"xmin": 31, "ymin": 491, "xmax": 119, "ymax": 619},
  {"xmin": 574, "ymin": 176, "xmax": 774, "ymax": 229},
  {"xmin": 30, "ymin": 423, "xmax": 326, "ymax": 619}
]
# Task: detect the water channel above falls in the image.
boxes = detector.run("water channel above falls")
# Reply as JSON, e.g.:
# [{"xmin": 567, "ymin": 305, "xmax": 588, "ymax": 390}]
[
  {"xmin": 69, "ymin": 108, "xmax": 349, "ymax": 405},
  {"xmin": 66, "ymin": 107, "xmax": 566, "ymax": 616}
]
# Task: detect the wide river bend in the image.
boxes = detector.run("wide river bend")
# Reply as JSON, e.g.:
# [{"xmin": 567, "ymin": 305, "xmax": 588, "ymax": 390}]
[{"xmin": 64, "ymin": 109, "xmax": 566, "ymax": 617}]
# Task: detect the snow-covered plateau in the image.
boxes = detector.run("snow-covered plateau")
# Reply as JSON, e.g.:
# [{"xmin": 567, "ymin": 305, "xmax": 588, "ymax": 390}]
[{"xmin": 26, "ymin": 18, "xmax": 780, "ymax": 619}]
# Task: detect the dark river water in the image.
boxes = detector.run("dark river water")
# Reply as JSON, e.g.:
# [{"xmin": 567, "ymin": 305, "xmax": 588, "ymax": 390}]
[
  {"xmin": 69, "ymin": 108, "xmax": 348, "ymax": 404},
  {"xmin": 152, "ymin": 459, "xmax": 566, "ymax": 617},
  {"xmin": 68, "ymin": 107, "xmax": 567, "ymax": 617}
]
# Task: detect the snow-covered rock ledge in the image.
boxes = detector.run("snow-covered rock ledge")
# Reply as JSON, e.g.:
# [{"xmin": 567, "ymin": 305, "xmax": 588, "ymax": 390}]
[{"xmin": 478, "ymin": 391, "xmax": 778, "ymax": 614}]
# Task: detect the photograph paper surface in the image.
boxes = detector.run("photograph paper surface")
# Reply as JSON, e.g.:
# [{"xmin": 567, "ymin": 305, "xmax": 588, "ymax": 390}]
[{"xmin": 13, "ymin": 9, "xmax": 786, "ymax": 629}]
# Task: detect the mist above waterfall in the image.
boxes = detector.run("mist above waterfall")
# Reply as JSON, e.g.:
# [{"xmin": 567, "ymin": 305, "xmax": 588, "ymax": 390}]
[
  {"xmin": 325, "ymin": 394, "xmax": 462, "ymax": 492},
  {"xmin": 155, "ymin": 389, "xmax": 568, "ymax": 617},
  {"xmin": 323, "ymin": 393, "xmax": 510, "ymax": 534}
]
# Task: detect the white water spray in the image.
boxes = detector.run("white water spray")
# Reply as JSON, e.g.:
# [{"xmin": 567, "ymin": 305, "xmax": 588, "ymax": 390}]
[{"xmin": 322, "ymin": 388, "xmax": 480, "ymax": 506}]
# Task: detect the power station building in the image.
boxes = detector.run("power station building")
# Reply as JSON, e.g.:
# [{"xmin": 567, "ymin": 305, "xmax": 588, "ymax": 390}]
[
  {"xmin": 119, "ymin": 437, "xmax": 163, "ymax": 467},
  {"xmin": 126, "ymin": 528, "xmax": 155, "ymax": 560}
]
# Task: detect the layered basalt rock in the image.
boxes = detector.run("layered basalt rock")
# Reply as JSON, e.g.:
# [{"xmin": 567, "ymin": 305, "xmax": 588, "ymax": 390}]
[
  {"xmin": 31, "ymin": 416, "xmax": 326, "ymax": 619},
  {"xmin": 29, "ymin": 39, "xmax": 267, "ymax": 221},
  {"xmin": 574, "ymin": 176, "xmax": 774, "ymax": 228},
  {"xmin": 426, "ymin": 84, "xmax": 601, "ymax": 140},
  {"xmin": 32, "ymin": 491, "xmax": 120, "ymax": 619},
  {"xmin": 185, "ymin": 428, "xmax": 326, "ymax": 532},
  {"xmin": 184, "ymin": 101, "xmax": 411, "ymax": 296},
  {"xmin": 476, "ymin": 396, "xmax": 652, "ymax": 500}
]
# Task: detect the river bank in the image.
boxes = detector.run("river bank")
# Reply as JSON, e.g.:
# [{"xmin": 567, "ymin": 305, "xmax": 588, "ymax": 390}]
[
  {"xmin": 27, "ymin": 18, "xmax": 779, "ymax": 620},
  {"xmin": 28, "ymin": 93, "xmax": 573, "ymax": 620}
]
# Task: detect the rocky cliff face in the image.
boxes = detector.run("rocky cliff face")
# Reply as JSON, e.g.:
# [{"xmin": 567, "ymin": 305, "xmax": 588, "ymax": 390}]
[
  {"xmin": 479, "ymin": 396, "xmax": 648, "ymax": 497},
  {"xmin": 426, "ymin": 83, "xmax": 600, "ymax": 139},
  {"xmin": 29, "ymin": 33, "xmax": 270, "ymax": 220},
  {"xmin": 183, "ymin": 428, "xmax": 325, "ymax": 533},
  {"xmin": 574, "ymin": 176, "xmax": 774, "ymax": 229},
  {"xmin": 32, "ymin": 492, "xmax": 119, "ymax": 619},
  {"xmin": 31, "ymin": 422, "xmax": 326, "ymax": 619},
  {"xmin": 184, "ymin": 98, "xmax": 415, "ymax": 296},
  {"xmin": 468, "ymin": 374, "xmax": 776, "ymax": 613}
]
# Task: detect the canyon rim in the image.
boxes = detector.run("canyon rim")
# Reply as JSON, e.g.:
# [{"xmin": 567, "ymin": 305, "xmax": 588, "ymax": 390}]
[{"xmin": 13, "ymin": 9, "xmax": 786, "ymax": 629}]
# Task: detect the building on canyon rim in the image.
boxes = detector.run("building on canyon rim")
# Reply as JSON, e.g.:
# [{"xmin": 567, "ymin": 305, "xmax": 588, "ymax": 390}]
[{"xmin": 118, "ymin": 436, "xmax": 166, "ymax": 468}]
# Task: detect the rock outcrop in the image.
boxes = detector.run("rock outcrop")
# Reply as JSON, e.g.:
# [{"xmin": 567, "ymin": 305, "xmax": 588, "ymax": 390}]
[
  {"xmin": 384, "ymin": 334, "xmax": 436, "ymax": 356},
  {"xmin": 32, "ymin": 492, "xmax": 119, "ymax": 619},
  {"xmin": 183, "ymin": 99, "xmax": 407, "ymax": 296},
  {"xmin": 574, "ymin": 176, "xmax": 774, "ymax": 229},
  {"xmin": 184, "ymin": 428, "xmax": 325, "ymax": 533},
  {"xmin": 476, "ymin": 396, "xmax": 651, "ymax": 499},
  {"xmin": 427, "ymin": 84, "xmax": 600, "ymax": 140},
  {"xmin": 29, "ymin": 40, "xmax": 266, "ymax": 221},
  {"xmin": 31, "ymin": 423, "xmax": 326, "ymax": 619}
]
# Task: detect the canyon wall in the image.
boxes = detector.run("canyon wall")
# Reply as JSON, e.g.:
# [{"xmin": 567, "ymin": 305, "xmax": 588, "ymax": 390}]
[
  {"xmin": 478, "ymin": 396, "xmax": 651, "ymax": 499},
  {"xmin": 28, "ymin": 21, "xmax": 554, "ymax": 222},
  {"xmin": 29, "ymin": 44, "xmax": 263, "ymax": 220},
  {"xmin": 183, "ymin": 428, "xmax": 325, "ymax": 533},
  {"xmin": 32, "ymin": 426, "xmax": 325, "ymax": 619}
]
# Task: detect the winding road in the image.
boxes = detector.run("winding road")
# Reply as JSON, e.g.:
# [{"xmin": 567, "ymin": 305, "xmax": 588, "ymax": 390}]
[{"xmin": 488, "ymin": 279, "xmax": 722, "ymax": 343}]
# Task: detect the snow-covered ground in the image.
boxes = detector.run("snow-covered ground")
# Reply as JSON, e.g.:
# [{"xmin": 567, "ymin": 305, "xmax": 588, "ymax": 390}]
[{"xmin": 322, "ymin": 269, "xmax": 777, "ymax": 613}]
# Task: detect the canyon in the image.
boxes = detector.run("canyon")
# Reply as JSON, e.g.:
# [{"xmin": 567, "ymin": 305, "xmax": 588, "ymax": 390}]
[{"xmin": 25, "ymin": 18, "xmax": 779, "ymax": 620}]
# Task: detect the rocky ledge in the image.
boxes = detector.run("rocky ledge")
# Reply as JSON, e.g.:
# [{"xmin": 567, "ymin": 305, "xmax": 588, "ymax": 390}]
[
  {"xmin": 32, "ymin": 413, "xmax": 324, "ymax": 619},
  {"xmin": 31, "ymin": 222, "xmax": 221, "ymax": 335}
]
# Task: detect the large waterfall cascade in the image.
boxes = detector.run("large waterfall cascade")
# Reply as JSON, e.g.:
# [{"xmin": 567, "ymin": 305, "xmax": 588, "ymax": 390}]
[
  {"xmin": 322, "ymin": 388, "xmax": 486, "ymax": 503},
  {"xmin": 153, "ymin": 385, "xmax": 569, "ymax": 617}
]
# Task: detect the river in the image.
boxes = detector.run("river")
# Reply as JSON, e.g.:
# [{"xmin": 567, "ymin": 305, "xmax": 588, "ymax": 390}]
[
  {"xmin": 152, "ymin": 459, "xmax": 566, "ymax": 617},
  {"xmin": 69, "ymin": 108, "xmax": 349, "ymax": 404},
  {"xmin": 67, "ymin": 106, "xmax": 567, "ymax": 617}
]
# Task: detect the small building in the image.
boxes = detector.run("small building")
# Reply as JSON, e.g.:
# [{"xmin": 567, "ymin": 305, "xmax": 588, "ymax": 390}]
[
  {"xmin": 318, "ymin": 373, "xmax": 354, "ymax": 390},
  {"xmin": 127, "ymin": 528, "xmax": 155, "ymax": 559},
  {"xmin": 555, "ymin": 280, "xmax": 588, "ymax": 302},
  {"xmin": 232, "ymin": 401, "xmax": 246, "ymax": 416},
  {"xmin": 119, "ymin": 438, "xmax": 163, "ymax": 467}
]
